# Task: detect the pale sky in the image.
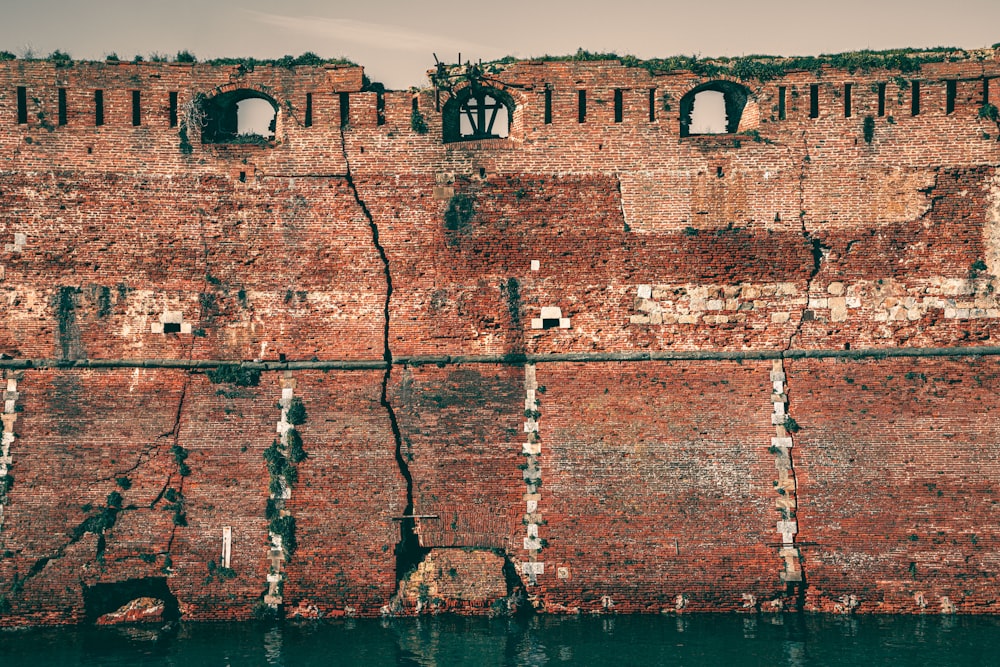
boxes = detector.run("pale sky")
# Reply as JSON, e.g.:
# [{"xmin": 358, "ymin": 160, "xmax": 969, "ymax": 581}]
[{"xmin": 2, "ymin": 1, "xmax": 999, "ymax": 90}]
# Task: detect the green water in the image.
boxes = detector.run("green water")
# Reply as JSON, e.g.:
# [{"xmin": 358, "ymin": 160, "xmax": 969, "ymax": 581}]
[{"xmin": 2, "ymin": 614, "xmax": 998, "ymax": 666}]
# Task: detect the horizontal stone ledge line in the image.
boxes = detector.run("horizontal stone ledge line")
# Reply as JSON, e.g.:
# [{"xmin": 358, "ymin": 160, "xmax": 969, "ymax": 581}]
[{"xmin": 2, "ymin": 344, "xmax": 1000, "ymax": 371}]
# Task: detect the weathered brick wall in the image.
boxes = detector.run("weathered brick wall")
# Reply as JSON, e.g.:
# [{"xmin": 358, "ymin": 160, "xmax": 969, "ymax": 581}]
[
  {"xmin": 789, "ymin": 356, "xmax": 1000, "ymax": 613},
  {"xmin": 1, "ymin": 51, "xmax": 999, "ymax": 623}
]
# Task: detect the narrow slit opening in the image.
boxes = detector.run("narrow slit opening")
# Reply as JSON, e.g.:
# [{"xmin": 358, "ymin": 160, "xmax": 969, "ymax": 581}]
[
  {"xmin": 94, "ymin": 90, "xmax": 104, "ymax": 127},
  {"xmin": 649, "ymin": 88, "xmax": 656, "ymax": 122},
  {"xmin": 614, "ymin": 89, "xmax": 623, "ymax": 123},
  {"xmin": 16, "ymin": 86, "xmax": 27, "ymax": 124},
  {"xmin": 58, "ymin": 88, "xmax": 67, "ymax": 126},
  {"xmin": 778, "ymin": 86, "xmax": 786, "ymax": 120},
  {"xmin": 809, "ymin": 84, "xmax": 819, "ymax": 119},
  {"xmin": 578, "ymin": 90, "xmax": 586, "ymax": 123},
  {"xmin": 304, "ymin": 93, "xmax": 313, "ymax": 127},
  {"xmin": 877, "ymin": 83, "xmax": 886, "ymax": 117},
  {"xmin": 911, "ymin": 81, "xmax": 920, "ymax": 116},
  {"xmin": 169, "ymin": 92, "xmax": 178, "ymax": 128},
  {"xmin": 132, "ymin": 90, "xmax": 141, "ymax": 126},
  {"xmin": 946, "ymin": 80, "xmax": 956, "ymax": 115},
  {"xmin": 544, "ymin": 88, "xmax": 552, "ymax": 124},
  {"xmin": 339, "ymin": 92, "xmax": 350, "ymax": 128},
  {"xmin": 844, "ymin": 83, "xmax": 852, "ymax": 118}
]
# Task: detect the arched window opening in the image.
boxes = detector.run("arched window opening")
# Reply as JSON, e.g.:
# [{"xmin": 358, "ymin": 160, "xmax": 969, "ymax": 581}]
[
  {"xmin": 443, "ymin": 86, "xmax": 514, "ymax": 143},
  {"xmin": 201, "ymin": 89, "xmax": 278, "ymax": 144},
  {"xmin": 689, "ymin": 90, "xmax": 727, "ymax": 134},
  {"xmin": 679, "ymin": 81, "xmax": 751, "ymax": 137}
]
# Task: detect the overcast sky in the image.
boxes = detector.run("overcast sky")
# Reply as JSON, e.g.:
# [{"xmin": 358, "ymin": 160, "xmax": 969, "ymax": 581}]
[{"xmin": 2, "ymin": 1, "xmax": 999, "ymax": 89}]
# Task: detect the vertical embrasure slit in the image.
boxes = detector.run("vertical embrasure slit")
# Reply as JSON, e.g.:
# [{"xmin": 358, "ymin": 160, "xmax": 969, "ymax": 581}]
[
  {"xmin": 946, "ymin": 80, "xmax": 956, "ymax": 115},
  {"xmin": 778, "ymin": 86, "xmax": 786, "ymax": 120},
  {"xmin": 58, "ymin": 88, "xmax": 67, "ymax": 126},
  {"xmin": 543, "ymin": 88, "xmax": 552, "ymax": 124},
  {"xmin": 648, "ymin": 88, "xmax": 656, "ymax": 122},
  {"xmin": 304, "ymin": 93, "xmax": 313, "ymax": 127},
  {"xmin": 169, "ymin": 92, "xmax": 178, "ymax": 128},
  {"xmin": 94, "ymin": 90, "xmax": 104, "ymax": 127},
  {"xmin": 809, "ymin": 84, "xmax": 819, "ymax": 119},
  {"xmin": 844, "ymin": 83, "xmax": 852, "ymax": 118},
  {"xmin": 376, "ymin": 91, "xmax": 386, "ymax": 126},
  {"xmin": 132, "ymin": 90, "xmax": 141, "ymax": 126},
  {"xmin": 911, "ymin": 81, "xmax": 920, "ymax": 116},
  {"xmin": 577, "ymin": 90, "xmax": 586, "ymax": 123},
  {"xmin": 339, "ymin": 92, "xmax": 350, "ymax": 128},
  {"xmin": 983, "ymin": 77, "xmax": 990, "ymax": 105},
  {"xmin": 877, "ymin": 82, "xmax": 886, "ymax": 117},
  {"xmin": 16, "ymin": 86, "xmax": 27, "ymax": 124},
  {"xmin": 614, "ymin": 89, "xmax": 623, "ymax": 123}
]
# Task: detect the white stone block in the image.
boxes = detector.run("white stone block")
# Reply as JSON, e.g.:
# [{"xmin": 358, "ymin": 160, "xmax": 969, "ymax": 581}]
[
  {"xmin": 559, "ymin": 318, "xmax": 571, "ymax": 329},
  {"xmin": 526, "ymin": 500, "xmax": 538, "ymax": 513},
  {"xmin": 521, "ymin": 561, "xmax": 544, "ymax": 575},
  {"xmin": 522, "ymin": 442, "xmax": 540, "ymax": 455},
  {"xmin": 540, "ymin": 306, "xmax": 562, "ymax": 319},
  {"xmin": 524, "ymin": 421, "xmax": 538, "ymax": 433},
  {"xmin": 771, "ymin": 437, "xmax": 793, "ymax": 448},
  {"xmin": 180, "ymin": 322, "xmax": 192, "ymax": 334},
  {"xmin": 777, "ymin": 520, "xmax": 798, "ymax": 535},
  {"xmin": 531, "ymin": 318, "xmax": 544, "ymax": 329},
  {"xmin": 771, "ymin": 312, "xmax": 791, "ymax": 323},
  {"xmin": 150, "ymin": 322, "xmax": 164, "ymax": 334},
  {"xmin": 637, "ymin": 284, "xmax": 652, "ymax": 299},
  {"xmin": 771, "ymin": 414, "xmax": 785, "ymax": 425},
  {"xmin": 770, "ymin": 370, "xmax": 785, "ymax": 382},
  {"xmin": 530, "ymin": 260, "xmax": 540, "ymax": 271},
  {"xmin": 162, "ymin": 310, "xmax": 183, "ymax": 324},
  {"xmin": 527, "ymin": 524, "xmax": 538, "ymax": 538},
  {"xmin": 524, "ymin": 537, "xmax": 541, "ymax": 551},
  {"xmin": 773, "ymin": 402, "xmax": 785, "ymax": 416},
  {"xmin": 772, "ymin": 381, "xmax": 784, "ymax": 393},
  {"xmin": 6, "ymin": 380, "xmax": 16, "ymax": 392}
]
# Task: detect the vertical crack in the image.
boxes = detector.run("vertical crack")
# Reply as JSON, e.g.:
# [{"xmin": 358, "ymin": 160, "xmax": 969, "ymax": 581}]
[
  {"xmin": 338, "ymin": 129, "xmax": 423, "ymax": 582},
  {"xmin": 788, "ymin": 133, "xmax": 828, "ymax": 350}
]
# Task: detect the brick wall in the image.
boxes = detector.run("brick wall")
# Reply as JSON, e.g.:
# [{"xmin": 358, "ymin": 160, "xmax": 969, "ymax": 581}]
[{"xmin": 1, "ymin": 51, "xmax": 999, "ymax": 623}]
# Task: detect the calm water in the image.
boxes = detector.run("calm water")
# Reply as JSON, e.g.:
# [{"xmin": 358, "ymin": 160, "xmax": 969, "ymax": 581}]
[{"xmin": 2, "ymin": 614, "xmax": 998, "ymax": 666}]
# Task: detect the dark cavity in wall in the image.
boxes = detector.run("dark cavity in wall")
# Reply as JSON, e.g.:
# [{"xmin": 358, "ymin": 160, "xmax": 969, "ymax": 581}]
[
  {"xmin": 55, "ymin": 286, "xmax": 84, "ymax": 360},
  {"xmin": 82, "ymin": 577, "xmax": 180, "ymax": 624}
]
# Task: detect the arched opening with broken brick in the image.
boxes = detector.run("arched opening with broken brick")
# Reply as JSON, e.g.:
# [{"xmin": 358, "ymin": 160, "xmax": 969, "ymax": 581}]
[
  {"xmin": 200, "ymin": 89, "xmax": 279, "ymax": 144},
  {"xmin": 679, "ymin": 81, "xmax": 753, "ymax": 137},
  {"xmin": 442, "ymin": 86, "xmax": 514, "ymax": 143}
]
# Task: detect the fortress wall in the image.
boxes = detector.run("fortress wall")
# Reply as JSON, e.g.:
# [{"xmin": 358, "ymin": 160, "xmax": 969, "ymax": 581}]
[
  {"xmin": 1, "ymin": 53, "xmax": 999, "ymax": 622},
  {"xmin": 0, "ymin": 368, "xmax": 402, "ymax": 624},
  {"xmin": 788, "ymin": 356, "xmax": 1000, "ymax": 613},
  {"xmin": 0, "ymin": 170, "xmax": 385, "ymax": 362},
  {"xmin": 527, "ymin": 360, "xmax": 783, "ymax": 613}
]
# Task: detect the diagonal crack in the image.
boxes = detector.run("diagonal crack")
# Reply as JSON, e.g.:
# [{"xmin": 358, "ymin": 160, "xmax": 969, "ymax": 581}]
[{"xmin": 337, "ymin": 128, "xmax": 424, "ymax": 582}]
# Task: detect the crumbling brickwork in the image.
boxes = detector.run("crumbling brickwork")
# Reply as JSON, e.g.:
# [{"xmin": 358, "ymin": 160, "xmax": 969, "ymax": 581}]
[{"xmin": 1, "ymin": 48, "xmax": 999, "ymax": 624}]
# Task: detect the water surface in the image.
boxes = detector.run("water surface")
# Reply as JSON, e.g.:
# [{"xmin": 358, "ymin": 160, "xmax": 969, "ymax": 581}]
[{"xmin": 2, "ymin": 613, "xmax": 997, "ymax": 666}]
